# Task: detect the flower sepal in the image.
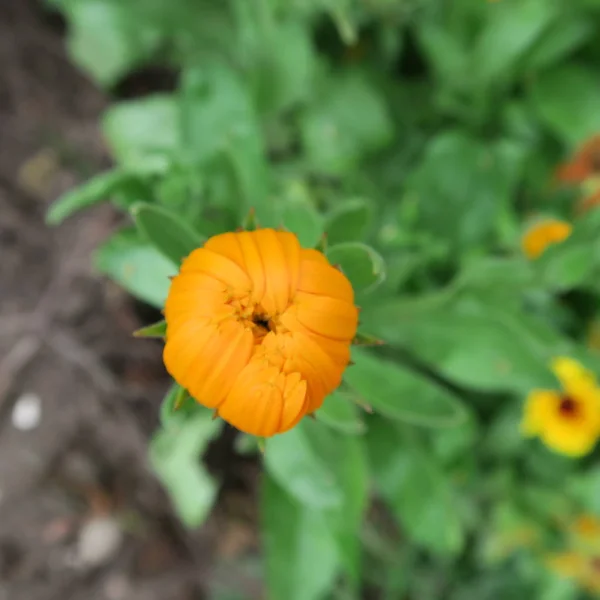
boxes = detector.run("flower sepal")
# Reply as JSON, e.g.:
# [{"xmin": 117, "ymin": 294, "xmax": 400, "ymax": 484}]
[
  {"xmin": 133, "ymin": 320, "xmax": 167, "ymax": 339},
  {"xmin": 352, "ymin": 331, "xmax": 385, "ymax": 346}
]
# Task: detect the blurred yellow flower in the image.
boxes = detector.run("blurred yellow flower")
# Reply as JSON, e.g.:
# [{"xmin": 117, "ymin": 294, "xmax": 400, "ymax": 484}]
[
  {"xmin": 547, "ymin": 515, "xmax": 600, "ymax": 594},
  {"xmin": 548, "ymin": 551, "xmax": 600, "ymax": 593},
  {"xmin": 521, "ymin": 219, "xmax": 572, "ymax": 259},
  {"xmin": 572, "ymin": 515, "xmax": 600, "ymax": 544},
  {"xmin": 521, "ymin": 357, "xmax": 600, "ymax": 456}
]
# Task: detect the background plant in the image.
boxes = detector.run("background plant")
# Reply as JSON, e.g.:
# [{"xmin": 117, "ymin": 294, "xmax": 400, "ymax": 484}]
[{"xmin": 47, "ymin": 0, "xmax": 600, "ymax": 598}]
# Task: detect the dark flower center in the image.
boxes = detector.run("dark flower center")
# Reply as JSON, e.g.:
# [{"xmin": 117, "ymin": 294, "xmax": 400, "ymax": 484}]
[
  {"xmin": 254, "ymin": 317, "xmax": 270, "ymax": 330},
  {"xmin": 559, "ymin": 396, "xmax": 578, "ymax": 417}
]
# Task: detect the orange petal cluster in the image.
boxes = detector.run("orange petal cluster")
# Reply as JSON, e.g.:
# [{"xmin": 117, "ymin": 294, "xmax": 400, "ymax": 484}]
[
  {"xmin": 556, "ymin": 136, "xmax": 600, "ymax": 184},
  {"xmin": 163, "ymin": 229, "xmax": 359, "ymax": 437},
  {"xmin": 520, "ymin": 218, "xmax": 572, "ymax": 260}
]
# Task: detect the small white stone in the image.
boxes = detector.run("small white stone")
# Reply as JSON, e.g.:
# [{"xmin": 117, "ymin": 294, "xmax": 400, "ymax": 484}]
[
  {"xmin": 11, "ymin": 393, "xmax": 42, "ymax": 431},
  {"xmin": 76, "ymin": 516, "xmax": 123, "ymax": 568}
]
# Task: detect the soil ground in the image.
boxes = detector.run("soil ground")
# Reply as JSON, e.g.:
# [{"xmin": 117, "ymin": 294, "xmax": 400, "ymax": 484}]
[{"xmin": 0, "ymin": 2, "xmax": 261, "ymax": 599}]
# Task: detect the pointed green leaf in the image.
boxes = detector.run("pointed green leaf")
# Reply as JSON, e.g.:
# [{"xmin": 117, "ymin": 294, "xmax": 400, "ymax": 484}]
[
  {"xmin": 131, "ymin": 202, "xmax": 205, "ymax": 265},
  {"xmin": 159, "ymin": 383, "xmax": 202, "ymax": 427},
  {"xmin": 352, "ymin": 331, "xmax": 385, "ymax": 346},
  {"xmin": 265, "ymin": 422, "xmax": 343, "ymax": 509},
  {"xmin": 316, "ymin": 391, "xmax": 366, "ymax": 435},
  {"xmin": 133, "ymin": 319, "xmax": 167, "ymax": 338},
  {"xmin": 263, "ymin": 475, "xmax": 341, "ymax": 600},
  {"xmin": 529, "ymin": 64, "xmax": 600, "ymax": 145},
  {"xmin": 360, "ymin": 298, "xmax": 559, "ymax": 394},
  {"xmin": 149, "ymin": 409, "xmax": 222, "ymax": 527},
  {"xmin": 94, "ymin": 228, "xmax": 175, "ymax": 308},
  {"xmin": 344, "ymin": 348, "xmax": 467, "ymax": 428},
  {"xmin": 47, "ymin": 169, "xmax": 132, "ymax": 225}
]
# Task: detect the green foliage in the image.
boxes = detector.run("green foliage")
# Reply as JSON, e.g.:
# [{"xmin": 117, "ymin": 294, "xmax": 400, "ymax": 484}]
[
  {"xmin": 47, "ymin": 0, "xmax": 600, "ymax": 597},
  {"xmin": 131, "ymin": 202, "xmax": 205, "ymax": 264},
  {"xmin": 150, "ymin": 386, "xmax": 222, "ymax": 526}
]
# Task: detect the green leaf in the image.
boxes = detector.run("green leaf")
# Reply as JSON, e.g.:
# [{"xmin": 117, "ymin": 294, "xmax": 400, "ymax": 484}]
[
  {"xmin": 133, "ymin": 320, "xmax": 167, "ymax": 338},
  {"xmin": 47, "ymin": 169, "xmax": 132, "ymax": 225},
  {"xmin": 149, "ymin": 409, "xmax": 222, "ymax": 527},
  {"xmin": 102, "ymin": 95, "xmax": 178, "ymax": 172},
  {"xmin": 524, "ymin": 16, "xmax": 593, "ymax": 72},
  {"xmin": 416, "ymin": 21, "xmax": 470, "ymax": 92},
  {"xmin": 325, "ymin": 198, "xmax": 374, "ymax": 245},
  {"xmin": 264, "ymin": 421, "xmax": 343, "ymax": 509},
  {"xmin": 63, "ymin": 0, "xmax": 161, "ymax": 87},
  {"xmin": 535, "ymin": 212, "xmax": 600, "ymax": 291},
  {"xmin": 352, "ymin": 331, "xmax": 385, "ymax": 346},
  {"xmin": 131, "ymin": 202, "xmax": 205, "ymax": 265},
  {"xmin": 159, "ymin": 383, "xmax": 200, "ymax": 427},
  {"xmin": 255, "ymin": 20, "xmax": 316, "ymax": 113},
  {"xmin": 301, "ymin": 70, "xmax": 393, "ymax": 175},
  {"xmin": 326, "ymin": 242, "xmax": 386, "ymax": 294},
  {"xmin": 316, "ymin": 423, "xmax": 368, "ymax": 586},
  {"xmin": 267, "ymin": 419, "xmax": 368, "ymax": 587},
  {"xmin": 262, "ymin": 475, "xmax": 341, "ymax": 600},
  {"xmin": 345, "ymin": 348, "xmax": 467, "ymax": 428},
  {"xmin": 180, "ymin": 65, "xmax": 273, "ymax": 224},
  {"xmin": 366, "ymin": 418, "xmax": 465, "ymax": 556},
  {"xmin": 94, "ymin": 228, "xmax": 175, "ymax": 308},
  {"xmin": 453, "ymin": 257, "xmax": 536, "ymax": 309},
  {"xmin": 529, "ymin": 64, "xmax": 600, "ymax": 145},
  {"xmin": 280, "ymin": 198, "xmax": 324, "ymax": 249},
  {"xmin": 360, "ymin": 299, "xmax": 558, "ymax": 394},
  {"xmin": 407, "ymin": 131, "xmax": 526, "ymax": 249},
  {"xmin": 473, "ymin": 0, "xmax": 558, "ymax": 85},
  {"xmin": 316, "ymin": 391, "xmax": 366, "ymax": 436}
]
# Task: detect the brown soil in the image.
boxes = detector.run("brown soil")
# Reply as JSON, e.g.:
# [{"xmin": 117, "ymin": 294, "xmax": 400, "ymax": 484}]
[{"xmin": 0, "ymin": 2, "xmax": 261, "ymax": 599}]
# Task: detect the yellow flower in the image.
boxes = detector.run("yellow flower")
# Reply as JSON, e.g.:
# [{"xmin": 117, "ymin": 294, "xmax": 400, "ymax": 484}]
[
  {"xmin": 521, "ymin": 357, "xmax": 600, "ymax": 456},
  {"xmin": 548, "ymin": 552, "xmax": 600, "ymax": 593},
  {"xmin": 547, "ymin": 551, "xmax": 587, "ymax": 578},
  {"xmin": 521, "ymin": 219, "xmax": 572, "ymax": 259},
  {"xmin": 572, "ymin": 515, "xmax": 600, "ymax": 544},
  {"xmin": 163, "ymin": 228, "xmax": 359, "ymax": 437}
]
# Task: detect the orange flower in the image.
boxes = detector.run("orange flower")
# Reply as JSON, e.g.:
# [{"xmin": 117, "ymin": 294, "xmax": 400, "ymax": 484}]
[
  {"xmin": 163, "ymin": 228, "xmax": 358, "ymax": 437},
  {"xmin": 521, "ymin": 218, "xmax": 572, "ymax": 259},
  {"xmin": 572, "ymin": 516, "xmax": 600, "ymax": 544},
  {"xmin": 556, "ymin": 135, "xmax": 600, "ymax": 184}
]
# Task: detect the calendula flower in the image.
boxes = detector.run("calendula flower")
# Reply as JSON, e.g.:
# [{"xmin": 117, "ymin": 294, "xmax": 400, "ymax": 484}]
[
  {"xmin": 546, "ymin": 515, "xmax": 600, "ymax": 594},
  {"xmin": 572, "ymin": 515, "xmax": 600, "ymax": 545},
  {"xmin": 521, "ymin": 357, "xmax": 600, "ymax": 456},
  {"xmin": 556, "ymin": 136, "xmax": 600, "ymax": 184},
  {"xmin": 548, "ymin": 552, "xmax": 600, "ymax": 593},
  {"xmin": 521, "ymin": 218, "xmax": 572, "ymax": 259},
  {"xmin": 163, "ymin": 228, "xmax": 358, "ymax": 437}
]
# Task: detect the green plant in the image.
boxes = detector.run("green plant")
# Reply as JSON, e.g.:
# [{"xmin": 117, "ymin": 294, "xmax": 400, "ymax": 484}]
[{"xmin": 47, "ymin": 0, "xmax": 600, "ymax": 598}]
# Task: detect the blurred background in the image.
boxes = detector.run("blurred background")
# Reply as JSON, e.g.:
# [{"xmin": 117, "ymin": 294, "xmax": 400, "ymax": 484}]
[{"xmin": 3, "ymin": 0, "xmax": 600, "ymax": 599}]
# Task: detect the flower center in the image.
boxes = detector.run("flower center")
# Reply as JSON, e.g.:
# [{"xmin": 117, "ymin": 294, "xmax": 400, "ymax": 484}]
[
  {"xmin": 559, "ymin": 395, "xmax": 578, "ymax": 418},
  {"xmin": 591, "ymin": 556, "xmax": 600, "ymax": 572},
  {"xmin": 253, "ymin": 316, "xmax": 271, "ymax": 330}
]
